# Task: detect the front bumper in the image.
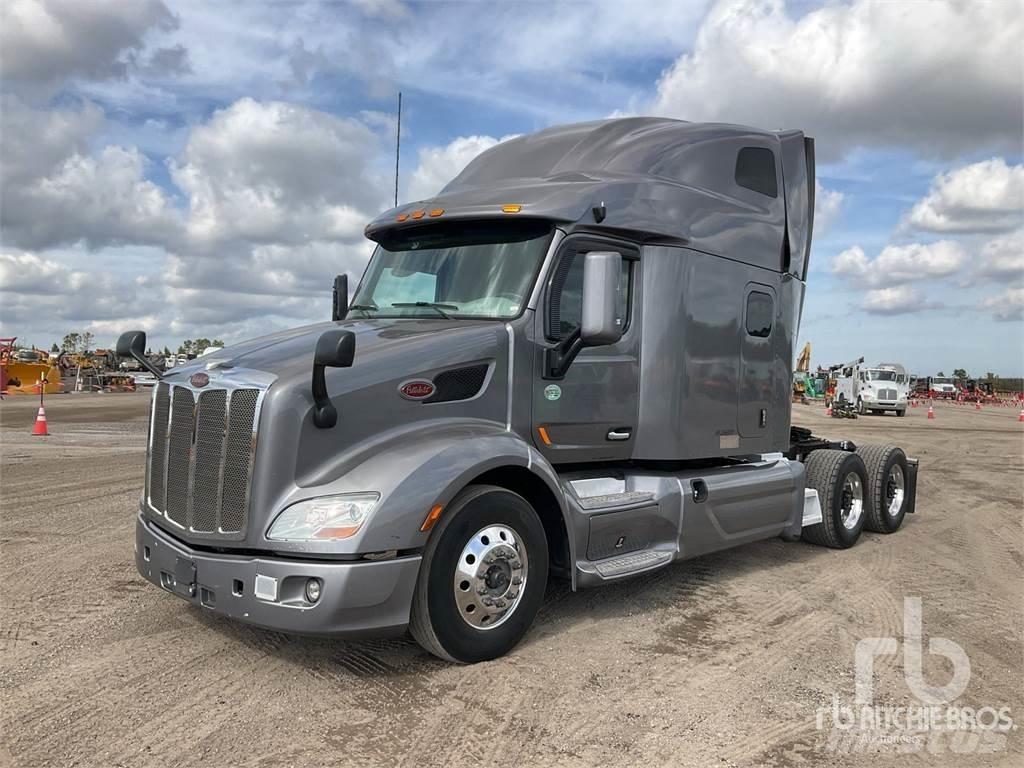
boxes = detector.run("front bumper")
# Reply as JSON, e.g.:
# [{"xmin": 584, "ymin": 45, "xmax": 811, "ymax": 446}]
[{"xmin": 135, "ymin": 515, "xmax": 420, "ymax": 638}]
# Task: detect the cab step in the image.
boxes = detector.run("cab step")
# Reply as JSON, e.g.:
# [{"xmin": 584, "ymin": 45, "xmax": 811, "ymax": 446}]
[{"xmin": 591, "ymin": 549, "xmax": 673, "ymax": 579}]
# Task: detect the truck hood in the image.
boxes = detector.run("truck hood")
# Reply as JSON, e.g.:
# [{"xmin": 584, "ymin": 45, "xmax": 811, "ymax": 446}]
[{"xmin": 171, "ymin": 317, "xmax": 503, "ymax": 386}]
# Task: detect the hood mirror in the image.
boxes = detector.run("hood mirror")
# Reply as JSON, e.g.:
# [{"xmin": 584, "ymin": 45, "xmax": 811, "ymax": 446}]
[
  {"xmin": 115, "ymin": 330, "xmax": 163, "ymax": 379},
  {"xmin": 311, "ymin": 330, "xmax": 356, "ymax": 429}
]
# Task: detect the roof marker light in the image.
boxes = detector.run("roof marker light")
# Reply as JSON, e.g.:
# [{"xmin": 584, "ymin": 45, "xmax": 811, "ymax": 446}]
[
  {"xmin": 429, "ymin": 208, "xmax": 445, "ymax": 217},
  {"xmin": 501, "ymin": 204, "xmax": 522, "ymax": 213},
  {"xmin": 411, "ymin": 210, "xmax": 426, "ymax": 219},
  {"xmin": 396, "ymin": 213, "xmax": 409, "ymax": 222}
]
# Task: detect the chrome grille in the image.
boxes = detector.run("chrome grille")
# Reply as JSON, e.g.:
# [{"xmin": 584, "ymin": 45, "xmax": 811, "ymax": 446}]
[
  {"xmin": 147, "ymin": 380, "xmax": 263, "ymax": 537},
  {"xmin": 878, "ymin": 388, "xmax": 897, "ymax": 401}
]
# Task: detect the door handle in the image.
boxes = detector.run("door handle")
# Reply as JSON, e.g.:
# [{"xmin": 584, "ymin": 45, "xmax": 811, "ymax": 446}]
[{"xmin": 606, "ymin": 428, "xmax": 632, "ymax": 441}]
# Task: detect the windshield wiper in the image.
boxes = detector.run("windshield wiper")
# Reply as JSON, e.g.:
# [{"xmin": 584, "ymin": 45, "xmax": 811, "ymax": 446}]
[
  {"xmin": 348, "ymin": 302, "xmax": 378, "ymax": 313},
  {"xmin": 391, "ymin": 301, "xmax": 459, "ymax": 319}
]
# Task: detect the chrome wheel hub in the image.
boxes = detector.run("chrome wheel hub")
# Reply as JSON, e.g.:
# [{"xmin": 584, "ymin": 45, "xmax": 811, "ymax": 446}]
[
  {"xmin": 840, "ymin": 472, "xmax": 864, "ymax": 530},
  {"xmin": 453, "ymin": 524, "xmax": 528, "ymax": 630},
  {"xmin": 885, "ymin": 464, "xmax": 905, "ymax": 516}
]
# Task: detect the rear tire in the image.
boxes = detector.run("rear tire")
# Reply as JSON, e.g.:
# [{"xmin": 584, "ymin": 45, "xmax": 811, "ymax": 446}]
[
  {"xmin": 409, "ymin": 485, "xmax": 548, "ymax": 663},
  {"xmin": 856, "ymin": 444, "xmax": 909, "ymax": 533},
  {"xmin": 802, "ymin": 450, "xmax": 868, "ymax": 549}
]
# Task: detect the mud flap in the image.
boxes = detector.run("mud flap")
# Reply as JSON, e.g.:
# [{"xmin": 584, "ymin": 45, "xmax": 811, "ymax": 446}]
[{"xmin": 905, "ymin": 458, "xmax": 919, "ymax": 514}]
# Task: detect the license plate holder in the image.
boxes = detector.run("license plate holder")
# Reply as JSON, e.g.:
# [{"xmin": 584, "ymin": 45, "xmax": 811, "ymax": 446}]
[{"xmin": 174, "ymin": 556, "xmax": 197, "ymax": 598}]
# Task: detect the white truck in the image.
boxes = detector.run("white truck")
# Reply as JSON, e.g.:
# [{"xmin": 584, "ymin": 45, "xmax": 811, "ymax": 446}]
[{"xmin": 856, "ymin": 363, "xmax": 909, "ymax": 416}]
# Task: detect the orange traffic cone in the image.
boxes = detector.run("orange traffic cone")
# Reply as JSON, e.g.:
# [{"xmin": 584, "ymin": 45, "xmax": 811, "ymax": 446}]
[
  {"xmin": 975, "ymin": 400, "xmax": 981, "ymax": 410},
  {"xmin": 32, "ymin": 405, "xmax": 49, "ymax": 436},
  {"xmin": 1018, "ymin": 408, "xmax": 1024, "ymax": 423},
  {"xmin": 927, "ymin": 403, "xmax": 935, "ymax": 420},
  {"xmin": 825, "ymin": 403, "xmax": 832, "ymax": 417}
]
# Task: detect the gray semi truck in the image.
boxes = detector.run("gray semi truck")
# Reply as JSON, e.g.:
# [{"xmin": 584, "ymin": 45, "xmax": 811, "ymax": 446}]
[{"xmin": 119, "ymin": 118, "xmax": 918, "ymax": 663}]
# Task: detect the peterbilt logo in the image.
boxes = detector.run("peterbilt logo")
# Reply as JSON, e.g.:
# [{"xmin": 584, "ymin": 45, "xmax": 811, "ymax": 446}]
[
  {"xmin": 190, "ymin": 372, "xmax": 210, "ymax": 388},
  {"xmin": 399, "ymin": 379, "xmax": 435, "ymax": 400}
]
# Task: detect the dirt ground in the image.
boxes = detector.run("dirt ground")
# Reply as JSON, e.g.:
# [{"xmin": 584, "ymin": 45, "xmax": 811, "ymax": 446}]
[{"xmin": 1, "ymin": 392, "xmax": 1021, "ymax": 767}]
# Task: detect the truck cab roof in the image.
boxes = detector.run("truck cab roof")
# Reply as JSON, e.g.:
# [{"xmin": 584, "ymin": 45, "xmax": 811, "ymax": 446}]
[{"xmin": 367, "ymin": 117, "xmax": 815, "ymax": 278}]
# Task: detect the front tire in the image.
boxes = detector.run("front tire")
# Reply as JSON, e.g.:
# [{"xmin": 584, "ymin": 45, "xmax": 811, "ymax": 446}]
[
  {"xmin": 857, "ymin": 444, "xmax": 909, "ymax": 533},
  {"xmin": 857, "ymin": 397, "xmax": 866, "ymax": 415},
  {"xmin": 802, "ymin": 450, "xmax": 869, "ymax": 549},
  {"xmin": 410, "ymin": 485, "xmax": 548, "ymax": 663}
]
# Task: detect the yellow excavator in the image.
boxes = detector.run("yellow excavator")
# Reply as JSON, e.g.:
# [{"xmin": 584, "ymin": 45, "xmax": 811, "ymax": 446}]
[
  {"xmin": 792, "ymin": 342, "xmax": 813, "ymax": 403},
  {"xmin": 1, "ymin": 338, "xmax": 63, "ymax": 395}
]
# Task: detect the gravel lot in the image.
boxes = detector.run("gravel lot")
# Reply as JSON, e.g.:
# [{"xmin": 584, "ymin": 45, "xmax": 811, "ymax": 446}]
[{"xmin": 1, "ymin": 392, "xmax": 1021, "ymax": 767}]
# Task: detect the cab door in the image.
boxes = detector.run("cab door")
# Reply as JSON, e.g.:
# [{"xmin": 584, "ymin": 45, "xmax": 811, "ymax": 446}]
[
  {"xmin": 738, "ymin": 283, "xmax": 776, "ymax": 446},
  {"xmin": 532, "ymin": 237, "xmax": 640, "ymax": 464}
]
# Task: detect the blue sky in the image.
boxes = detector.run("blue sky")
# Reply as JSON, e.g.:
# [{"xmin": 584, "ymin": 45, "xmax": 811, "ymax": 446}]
[{"xmin": 1, "ymin": 0, "xmax": 1022, "ymax": 376}]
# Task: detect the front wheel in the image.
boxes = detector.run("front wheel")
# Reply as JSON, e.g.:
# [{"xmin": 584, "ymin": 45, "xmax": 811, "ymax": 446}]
[
  {"xmin": 410, "ymin": 485, "xmax": 548, "ymax": 663},
  {"xmin": 856, "ymin": 397, "xmax": 866, "ymax": 415}
]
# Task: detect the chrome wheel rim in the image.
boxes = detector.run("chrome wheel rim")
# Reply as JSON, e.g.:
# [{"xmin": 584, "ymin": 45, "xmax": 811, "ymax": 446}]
[
  {"xmin": 453, "ymin": 524, "xmax": 528, "ymax": 630},
  {"xmin": 840, "ymin": 472, "xmax": 864, "ymax": 530},
  {"xmin": 885, "ymin": 464, "xmax": 905, "ymax": 517}
]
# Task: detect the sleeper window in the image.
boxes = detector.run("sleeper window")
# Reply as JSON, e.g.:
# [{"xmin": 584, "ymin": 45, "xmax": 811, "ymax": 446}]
[{"xmin": 735, "ymin": 147, "xmax": 778, "ymax": 198}]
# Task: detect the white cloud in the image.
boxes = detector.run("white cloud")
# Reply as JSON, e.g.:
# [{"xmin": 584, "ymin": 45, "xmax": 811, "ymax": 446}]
[
  {"xmin": 406, "ymin": 135, "xmax": 516, "ymax": 202},
  {"xmin": 975, "ymin": 230, "xmax": 1024, "ymax": 283},
  {"xmin": 832, "ymin": 241, "xmax": 966, "ymax": 287},
  {"xmin": 0, "ymin": 96, "xmax": 178, "ymax": 250},
  {"xmin": 903, "ymin": 158, "xmax": 1024, "ymax": 233},
  {"xmin": 814, "ymin": 181, "xmax": 844, "ymax": 235},
  {"xmin": 981, "ymin": 287, "xmax": 1024, "ymax": 322},
  {"xmin": 652, "ymin": 0, "xmax": 1024, "ymax": 158},
  {"xmin": 860, "ymin": 286, "xmax": 932, "ymax": 315},
  {"xmin": 0, "ymin": 0, "xmax": 178, "ymax": 90},
  {"xmin": 169, "ymin": 98, "xmax": 387, "ymax": 247}
]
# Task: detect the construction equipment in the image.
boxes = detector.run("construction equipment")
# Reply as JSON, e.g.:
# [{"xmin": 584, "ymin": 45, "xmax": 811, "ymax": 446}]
[
  {"xmin": 792, "ymin": 342, "xmax": 814, "ymax": 402},
  {"xmin": 1, "ymin": 338, "xmax": 62, "ymax": 395}
]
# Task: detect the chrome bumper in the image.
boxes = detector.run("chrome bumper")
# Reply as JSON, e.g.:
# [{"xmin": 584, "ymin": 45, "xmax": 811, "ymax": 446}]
[{"xmin": 135, "ymin": 515, "xmax": 420, "ymax": 638}]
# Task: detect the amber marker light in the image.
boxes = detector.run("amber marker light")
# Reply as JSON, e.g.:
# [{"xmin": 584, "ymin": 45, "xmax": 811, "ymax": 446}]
[
  {"xmin": 396, "ymin": 213, "xmax": 409, "ymax": 222},
  {"xmin": 537, "ymin": 426, "xmax": 552, "ymax": 446},
  {"xmin": 421, "ymin": 504, "xmax": 444, "ymax": 532},
  {"xmin": 501, "ymin": 204, "xmax": 522, "ymax": 213},
  {"xmin": 411, "ymin": 209, "xmax": 426, "ymax": 219},
  {"xmin": 429, "ymin": 208, "xmax": 445, "ymax": 217}
]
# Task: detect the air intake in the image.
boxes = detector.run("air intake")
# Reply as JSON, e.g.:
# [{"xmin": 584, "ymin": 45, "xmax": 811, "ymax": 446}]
[{"xmin": 424, "ymin": 364, "xmax": 489, "ymax": 403}]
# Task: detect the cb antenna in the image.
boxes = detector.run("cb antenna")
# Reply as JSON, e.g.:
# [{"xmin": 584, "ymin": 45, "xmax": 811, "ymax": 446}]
[{"xmin": 394, "ymin": 91, "xmax": 402, "ymax": 208}]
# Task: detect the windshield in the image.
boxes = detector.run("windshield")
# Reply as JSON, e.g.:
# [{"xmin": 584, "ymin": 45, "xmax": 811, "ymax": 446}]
[
  {"xmin": 865, "ymin": 369, "xmax": 897, "ymax": 382},
  {"xmin": 351, "ymin": 220, "xmax": 553, "ymax": 320},
  {"xmin": 933, "ymin": 377, "xmax": 953, "ymax": 385}
]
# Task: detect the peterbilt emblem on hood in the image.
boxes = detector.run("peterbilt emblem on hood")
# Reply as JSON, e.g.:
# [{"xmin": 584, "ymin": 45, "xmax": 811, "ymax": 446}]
[
  {"xmin": 190, "ymin": 372, "xmax": 210, "ymax": 388},
  {"xmin": 399, "ymin": 379, "xmax": 435, "ymax": 400}
]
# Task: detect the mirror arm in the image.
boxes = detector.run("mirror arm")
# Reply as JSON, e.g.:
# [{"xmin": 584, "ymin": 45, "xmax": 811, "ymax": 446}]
[
  {"xmin": 544, "ymin": 332, "xmax": 584, "ymax": 380},
  {"xmin": 311, "ymin": 362, "xmax": 337, "ymax": 428}
]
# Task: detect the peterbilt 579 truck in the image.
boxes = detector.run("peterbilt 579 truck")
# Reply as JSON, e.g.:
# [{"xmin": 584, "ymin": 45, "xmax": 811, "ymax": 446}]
[{"xmin": 120, "ymin": 118, "xmax": 918, "ymax": 663}]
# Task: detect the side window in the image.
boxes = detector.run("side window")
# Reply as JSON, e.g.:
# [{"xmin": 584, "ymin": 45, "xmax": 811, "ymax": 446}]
[
  {"xmin": 548, "ymin": 249, "xmax": 632, "ymax": 341},
  {"xmin": 745, "ymin": 291, "xmax": 773, "ymax": 338},
  {"xmin": 735, "ymin": 147, "xmax": 778, "ymax": 198}
]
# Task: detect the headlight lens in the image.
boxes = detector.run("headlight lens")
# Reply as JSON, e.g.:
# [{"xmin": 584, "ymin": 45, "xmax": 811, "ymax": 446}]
[{"xmin": 267, "ymin": 493, "xmax": 380, "ymax": 541}]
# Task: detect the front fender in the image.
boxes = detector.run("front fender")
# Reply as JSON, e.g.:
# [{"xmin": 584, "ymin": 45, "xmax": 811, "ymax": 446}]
[{"xmin": 263, "ymin": 419, "xmax": 569, "ymax": 557}]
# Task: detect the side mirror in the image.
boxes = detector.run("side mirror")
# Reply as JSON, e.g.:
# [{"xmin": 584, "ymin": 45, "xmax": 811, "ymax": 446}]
[
  {"xmin": 115, "ymin": 330, "xmax": 163, "ymax": 379},
  {"xmin": 332, "ymin": 274, "xmax": 348, "ymax": 322},
  {"xmin": 580, "ymin": 251, "xmax": 624, "ymax": 346},
  {"xmin": 311, "ymin": 330, "xmax": 356, "ymax": 429}
]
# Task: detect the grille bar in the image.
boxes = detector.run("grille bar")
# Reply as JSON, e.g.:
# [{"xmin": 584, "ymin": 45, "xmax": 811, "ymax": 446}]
[{"xmin": 145, "ymin": 381, "xmax": 262, "ymax": 537}]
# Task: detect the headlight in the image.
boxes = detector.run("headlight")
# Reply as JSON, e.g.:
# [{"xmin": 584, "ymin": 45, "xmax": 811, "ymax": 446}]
[{"xmin": 267, "ymin": 493, "xmax": 380, "ymax": 541}]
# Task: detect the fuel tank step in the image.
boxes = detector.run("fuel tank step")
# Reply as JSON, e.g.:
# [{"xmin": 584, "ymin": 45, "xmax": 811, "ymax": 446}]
[
  {"xmin": 576, "ymin": 491, "xmax": 654, "ymax": 511},
  {"xmin": 593, "ymin": 549, "xmax": 673, "ymax": 579}
]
